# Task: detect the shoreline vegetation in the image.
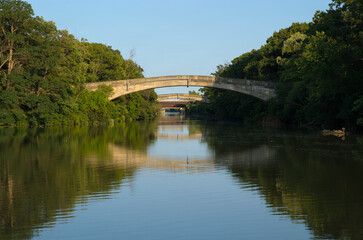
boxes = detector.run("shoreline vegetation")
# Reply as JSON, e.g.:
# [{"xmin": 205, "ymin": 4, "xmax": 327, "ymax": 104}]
[
  {"xmin": 187, "ymin": 0, "xmax": 362, "ymax": 132},
  {"xmin": 1, "ymin": 0, "xmax": 362, "ymax": 132}
]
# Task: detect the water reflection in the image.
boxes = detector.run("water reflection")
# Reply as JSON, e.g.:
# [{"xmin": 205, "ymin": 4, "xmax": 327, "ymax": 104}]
[
  {"xmin": 0, "ymin": 123, "xmax": 156, "ymax": 240},
  {"xmin": 108, "ymin": 144, "xmax": 214, "ymax": 173},
  {"xmin": 0, "ymin": 120, "xmax": 362, "ymax": 240},
  {"xmin": 203, "ymin": 126, "xmax": 363, "ymax": 239}
]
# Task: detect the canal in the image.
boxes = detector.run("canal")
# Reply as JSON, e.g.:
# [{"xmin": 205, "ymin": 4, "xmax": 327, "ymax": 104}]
[{"xmin": 1, "ymin": 116, "xmax": 363, "ymax": 239}]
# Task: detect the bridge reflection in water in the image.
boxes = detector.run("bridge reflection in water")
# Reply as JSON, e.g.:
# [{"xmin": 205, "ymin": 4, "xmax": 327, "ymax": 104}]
[
  {"xmin": 91, "ymin": 122, "xmax": 215, "ymax": 173},
  {"xmin": 1, "ymin": 120, "xmax": 363, "ymax": 240},
  {"xmin": 88, "ymin": 120, "xmax": 276, "ymax": 174}
]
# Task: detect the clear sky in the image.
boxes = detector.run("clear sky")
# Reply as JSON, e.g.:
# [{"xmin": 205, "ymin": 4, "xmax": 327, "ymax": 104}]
[{"xmin": 27, "ymin": 0, "xmax": 332, "ymax": 94}]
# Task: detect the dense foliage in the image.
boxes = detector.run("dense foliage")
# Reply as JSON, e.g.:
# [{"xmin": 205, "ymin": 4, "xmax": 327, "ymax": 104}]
[
  {"xmin": 0, "ymin": 0, "xmax": 159, "ymax": 126},
  {"xmin": 199, "ymin": 0, "xmax": 362, "ymax": 130}
]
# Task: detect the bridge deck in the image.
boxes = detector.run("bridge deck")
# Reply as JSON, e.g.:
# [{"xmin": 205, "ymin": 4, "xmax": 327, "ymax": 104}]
[{"xmin": 158, "ymin": 93, "xmax": 206, "ymax": 102}]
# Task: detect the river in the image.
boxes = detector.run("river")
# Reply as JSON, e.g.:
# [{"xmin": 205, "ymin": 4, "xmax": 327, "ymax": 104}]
[{"xmin": 1, "ymin": 115, "xmax": 363, "ymax": 240}]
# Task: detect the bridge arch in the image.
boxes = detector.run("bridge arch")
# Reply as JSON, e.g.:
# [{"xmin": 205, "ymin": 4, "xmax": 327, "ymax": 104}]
[{"xmin": 85, "ymin": 75, "xmax": 276, "ymax": 101}]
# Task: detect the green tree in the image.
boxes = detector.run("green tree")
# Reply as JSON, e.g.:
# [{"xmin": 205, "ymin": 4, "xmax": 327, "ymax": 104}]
[
  {"xmin": 77, "ymin": 90, "xmax": 115, "ymax": 122},
  {"xmin": 188, "ymin": 90, "xmax": 200, "ymax": 95},
  {"xmin": 203, "ymin": 0, "xmax": 362, "ymax": 130},
  {"xmin": 0, "ymin": 0, "xmax": 34, "ymax": 89},
  {"xmin": 0, "ymin": 0, "xmax": 158, "ymax": 126}
]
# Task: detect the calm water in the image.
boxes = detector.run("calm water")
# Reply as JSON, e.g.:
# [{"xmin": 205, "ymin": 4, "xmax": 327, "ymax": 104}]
[{"xmin": 1, "ymin": 116, "xmax": 363, "ymax": 240}]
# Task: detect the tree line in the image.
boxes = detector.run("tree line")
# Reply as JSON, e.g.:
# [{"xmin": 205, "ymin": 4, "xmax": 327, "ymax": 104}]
[
  {"xmin": 0, "ymin": 0, "xmax": 159, "ymax": 126},
  {"xmin": 192, "ymin": 0, "xmax": 362, "ymax": 130}
]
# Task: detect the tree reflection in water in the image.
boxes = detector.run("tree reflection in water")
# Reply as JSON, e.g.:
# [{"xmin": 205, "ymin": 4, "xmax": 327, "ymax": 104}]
[
  {"xmin": 0, "ymin": 121, "xmax": 362, "ymax": 240},
  {"xmin": 203, "ymin": 125, "xmax": 363, "ymax": 239},
  {"xmin": 0, "ymin": 122, "xmax": 157, "ymax": 240}
]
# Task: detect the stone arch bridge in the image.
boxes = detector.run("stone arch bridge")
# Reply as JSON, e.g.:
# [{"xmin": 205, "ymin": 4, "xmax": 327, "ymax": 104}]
[
  {"xmin": 85, "ymin": 75, "xmax": 277, "ymax": 101},
  {"xmin": 157, "ymin": 93, "xmax": 209, "ymax": 103}
]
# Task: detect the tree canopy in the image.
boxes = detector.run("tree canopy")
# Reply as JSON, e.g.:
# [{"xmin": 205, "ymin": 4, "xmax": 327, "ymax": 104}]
[
  {"xmin": 0, "ymin": 0, "xmax": 159, "ymax": 126},
  {"xmin": 198, "ymin": 0, "xmax": 362, "ymax": 130}
]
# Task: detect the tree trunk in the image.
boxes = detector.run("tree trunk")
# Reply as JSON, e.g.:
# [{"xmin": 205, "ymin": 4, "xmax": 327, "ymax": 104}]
[{"xmin": 6, "ymin": 24, "xmax": 15, "ymax": 89}]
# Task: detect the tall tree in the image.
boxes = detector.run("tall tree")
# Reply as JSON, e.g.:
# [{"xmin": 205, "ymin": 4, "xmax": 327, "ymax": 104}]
[{"xmin": 0, "ymin": 0, "xmax": 34, "ymax": 89}]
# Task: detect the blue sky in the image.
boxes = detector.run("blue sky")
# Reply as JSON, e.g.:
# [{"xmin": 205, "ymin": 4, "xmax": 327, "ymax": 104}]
[{"xmin": 27, "ymin": 0, "xmax": 332, "ymax": 93}]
